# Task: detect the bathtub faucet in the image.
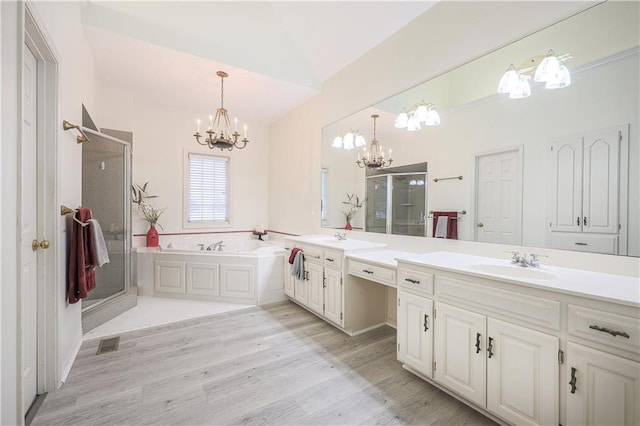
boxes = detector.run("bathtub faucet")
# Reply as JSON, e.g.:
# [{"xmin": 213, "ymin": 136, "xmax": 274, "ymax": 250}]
[{"xmin": 207, "ymin": 241, "xmax": 224, "ymax": 251}]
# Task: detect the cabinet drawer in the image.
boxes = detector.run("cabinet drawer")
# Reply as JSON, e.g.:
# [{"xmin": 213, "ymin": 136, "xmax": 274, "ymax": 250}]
[
  {"xmin": 549, "ymin": 233, "xmax": 618, "ymax": 255},
  {"xmin": 348, "ymin": 259, "xmax": 396, "ymax": 287},
  {"xmin": 437, "ymin": 275, "xmax": 560, "ymax": 330},
  {"xmin": 568, "ymin": 304, "xmax": 639, "ymax": 353},
  {"xmin": 398, "ymin": 268, "xmax": 433, "ymax": 295},
  {"xmin": 323, "ymin": 249, "xmax": 343, "ymax": 269},
  {"xmin": 300, "ymin": 245, "xmax": 323, "ymax": 264}
]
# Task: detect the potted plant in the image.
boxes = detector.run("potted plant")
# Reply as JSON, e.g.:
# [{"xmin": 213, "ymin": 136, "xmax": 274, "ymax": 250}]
[
  {"xmin": 132, "ymin": 182, "xmax": 166, "ymax": 247},
  {"xmin": 341, "ymin": 193, "xmax": 365, "ymax": 230}
]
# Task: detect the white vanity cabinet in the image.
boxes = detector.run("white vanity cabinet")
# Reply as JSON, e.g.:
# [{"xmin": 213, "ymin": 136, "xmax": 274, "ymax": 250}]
[
  {"xmin": 397, "ymin": 290, "xmax": 433, "ymax": 377},
  {"xmin": 395, "ymin": 252, "xmax": 639, "ymax": 426}
]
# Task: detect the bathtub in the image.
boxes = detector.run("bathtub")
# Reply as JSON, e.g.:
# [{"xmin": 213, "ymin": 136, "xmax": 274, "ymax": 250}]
[{"xmin": 136, "ymin": 240, "xmax": 285, "ymax": 305}]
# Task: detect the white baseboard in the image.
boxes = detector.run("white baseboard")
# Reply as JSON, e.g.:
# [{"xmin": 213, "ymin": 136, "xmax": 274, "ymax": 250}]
[{"xmin": 59, "ymin": 336, "xmax": 82, "ymax": 385}]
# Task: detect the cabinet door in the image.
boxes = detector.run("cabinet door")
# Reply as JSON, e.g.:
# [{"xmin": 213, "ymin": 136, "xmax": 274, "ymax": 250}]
[
  {"xmin": 397, "ymin": 291, "xmax": 433, "ymax": 377},
  {"xmin": 486, "ymin": 318, "xmax": 559, "ymax": 426},
  {"xmin": 186, "ymin": 262, "xmax": 219, "ymax": 296},
  {"xmin": 566, "ymin": 342, "xmax": 639, "ymax": 426},
  {"xmin": 294, "ymin": 269, "xmax": 308, "ymax": 306},
  {"xmin": 324, "ymin": 267, "xmax": 343, "ymax": 326},
  {"xmin": 220, "ymin": 264, "xmax": 255, "ymax": 300},
  {"xmin": 434, "ymin": 302, "xmax": 486, "ymax": 406},
  {"xmin": 582, "ymin": 127, "xmax": 620, "ymax": 234},
  {"xmin": 306, "ymin": 262, "xmax": 324, "ymax": 315},
  {"xmin": 155, "ymin": 260, "xmax": 186, "ymax": 294},
  {"xmin": 283, "ymin": 259, "xmax": 295, "ymax": 298},
  {"xmin": 550, "ymin": 138, "xmax": 583, "ymax": 232}
]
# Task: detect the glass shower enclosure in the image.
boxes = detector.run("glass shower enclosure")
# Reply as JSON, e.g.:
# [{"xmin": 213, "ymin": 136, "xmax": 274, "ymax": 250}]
[
  {"xmin": 365, "ymin": 172, "xmax": 428, "ymax": 236},
  {"xmin": 81, "ymin": 129, "xmax": 132, "ymax": 311}
]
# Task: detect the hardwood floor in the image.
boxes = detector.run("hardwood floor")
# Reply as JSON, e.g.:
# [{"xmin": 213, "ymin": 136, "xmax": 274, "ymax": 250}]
[{"xmin": 33, "ymin": 301, "xmax": 496, "ymax": 425}]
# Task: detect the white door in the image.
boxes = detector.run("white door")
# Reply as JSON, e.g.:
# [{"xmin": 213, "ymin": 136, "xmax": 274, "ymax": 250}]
[
  {"xmin": 566, "ymin": 342, "xmax": 639, "ymax": 426},
  {"xmin": 306, "ymin": 262, "xmax": 324, "ymax": 315},
  {"xmin": 434, "ymin": 302, "xmax": 486, "ymax": 406},
  {"xmin": 397, "ymin": 291, "xmax": 433, "ymax": 377},
  {"xmin": 475, "ymin": 149, "xmax": 521, "ymax": 244},
  {"xmin": 323, "ymin": 267, "xmax": 342, "ymax": 326},
  {"xmin": 549, "ymin": 138, "xmax": 583, "ymax": 232},
  {"xmin": 21, "ymin": 43, "xmax": 39, "ymax": 415},
  {"xmin": 582, "ymin": 127, "xmax": 620, "ymax": 234},
  {"xmin": 487, "ymin": 318, "xmax": 559, "ymax": 426}
]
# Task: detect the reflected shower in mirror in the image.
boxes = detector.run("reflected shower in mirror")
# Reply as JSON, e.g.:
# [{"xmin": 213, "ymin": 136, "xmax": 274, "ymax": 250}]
[{"xmin": 321, "ymin": 1, "xmax": 639, "ymax": 257}]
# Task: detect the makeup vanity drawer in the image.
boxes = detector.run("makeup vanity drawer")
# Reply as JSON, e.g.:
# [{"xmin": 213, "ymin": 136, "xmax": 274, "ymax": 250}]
[
  {"xmin": 348, "ymin": 259, "xmax": 396, "ymax": 287},
  {"xmin": 398, "ymin": 268, "xmax": 434, "ymax": 295},
  {"xmin": 323, "ymin": 249, "xmax": 343, "ymax": 269},
  {"xmin": 568, "ymin": 304, "xmax": 640, "ymax": 353}
]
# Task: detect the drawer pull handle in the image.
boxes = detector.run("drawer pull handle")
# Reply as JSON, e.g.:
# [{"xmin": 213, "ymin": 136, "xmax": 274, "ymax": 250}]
[
  {"xmin": 326, "ymin": 258, "xmax": 334, "ymax": 262},
  {"xmin": 589, "ymin": 324, "xmax": 630, "ymax": 339},
  {"xmin": 569, "ymin": 367, "xmax": 577, "ymax": 394},
  {"xmin": 577, "ymin": 217, "xmax": 580, "ymax": 226},
  {"xmin": 584, "ymin": 216, "xmax": 587, "ymax": 226},
  {"xmin": 404, "ymin": 278, "xmax": 420, "ymax": 285},
  {"xmin": 362, "ymin": 269, "xmax": 374, "ymax": 274},
  {"xmin": 475, "ymin": 332, "xmax": 481, "ymax": 354},
  {"xmin": 423, "ymin": 314, "xmax": 429, "ymax": 332},
  {"xmin": 487, "ymin": 337, "xmax": 494, "ymax": 359},
  {"xmin": 307, "ymin": 254, "xmax": 321, "ymax": 259},
  {"xmin": 574, "ymin": 242, "xmax": 588, "ymax": 246}
]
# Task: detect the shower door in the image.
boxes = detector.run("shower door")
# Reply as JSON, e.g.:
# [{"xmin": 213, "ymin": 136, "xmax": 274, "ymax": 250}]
[
  {"xmin": 365, "ymin": 176, "xmax": 389, "ymax": 234},
  {"xmin": 81, "ymin": 130, "xmax": 131, "ymax": 310}
]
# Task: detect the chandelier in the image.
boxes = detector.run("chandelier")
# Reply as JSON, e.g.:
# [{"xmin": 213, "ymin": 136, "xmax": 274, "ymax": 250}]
[
  {"xmin": 356, "ymin": 114, "xmax": 393, "ymax": 169},
  {"xmin": 194, "ymin": 71, "xmax": 249, "ymax": 150},
  {"xmin": 498, "ymin": 49, "xmax": 571, "ymax": 99},
  {"xmin": 394, "ymin": 101, "xmax": 440, "ymax": 131}
]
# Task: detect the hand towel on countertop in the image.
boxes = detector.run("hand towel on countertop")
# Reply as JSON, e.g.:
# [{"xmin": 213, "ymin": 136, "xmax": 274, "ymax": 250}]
[
  {"xmin": 68, "ymin": 208, "xmax": 98, "ymax": 304},
  {"xmin": 432, "ymin": 211, "xmax": 459, "ymax": 239},
  {"xmin": 88, "ymin": 219, "xmax": 110, "ymax": 267},
  {"xmin": 434, "ymin": 216, "xmax": 448, "ymax": 238},
  {"xmin": 291, "ymin": 250, "xmax": 305, "ymax": 281}
]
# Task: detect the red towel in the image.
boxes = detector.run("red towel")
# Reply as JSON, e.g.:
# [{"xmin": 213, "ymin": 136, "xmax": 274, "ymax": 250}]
[
  {"xmin": 67, "ymin": 208, "xmax": 98, "ymax": 304},
  {"xmin": 432, "ymin": 211, "xmax": 459, "ymax": 240},
  {"xmin": 289, "ymin": 247, "xmax": 302, "ymax": 264}
]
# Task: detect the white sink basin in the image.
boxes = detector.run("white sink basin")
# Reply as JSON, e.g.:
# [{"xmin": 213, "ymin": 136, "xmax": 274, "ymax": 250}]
[{"xmin": 471, "ymin": 264, "xmax": 555, "ymax": 280}]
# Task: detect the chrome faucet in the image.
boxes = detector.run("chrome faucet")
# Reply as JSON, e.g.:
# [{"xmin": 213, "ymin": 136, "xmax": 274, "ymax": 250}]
[
  {"xmin": 207, "ymin": 241, "xmax": 224, "ymax": 251},
  {"xmin": 334, "ymin": 232, "xmax": 347, "ymax": 241},
  {"xmin": 508, "ymin": 251, "xmax": 545, "ymax": 267}
]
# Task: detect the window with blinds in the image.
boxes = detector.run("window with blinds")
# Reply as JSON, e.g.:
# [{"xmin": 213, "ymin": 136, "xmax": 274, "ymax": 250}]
[{"xmin": 186, "ymin": 153, "xmax": 229, "ymax": 225}]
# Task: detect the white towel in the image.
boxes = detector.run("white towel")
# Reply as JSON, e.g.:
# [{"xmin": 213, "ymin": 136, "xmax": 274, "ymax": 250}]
[
  {"xmin": 435, "ymin": 216, "xmax": 448, "ymax": 238},
  {"xmin": 88, "ymin": 219, "xmax": 110, "ymax": 267}
]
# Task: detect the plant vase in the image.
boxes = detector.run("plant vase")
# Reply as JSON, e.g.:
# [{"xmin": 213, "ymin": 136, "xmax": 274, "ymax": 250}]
[
  {"xmin": 344, "ymin": 220, "xmax": 352, "ymax": 230},
  {"xmin": 146, "ymin": 224, "xmax": 159, "ymax": 247}
]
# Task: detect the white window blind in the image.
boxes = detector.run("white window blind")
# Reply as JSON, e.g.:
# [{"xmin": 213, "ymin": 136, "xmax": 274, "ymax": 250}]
[{"xmin": 187, "ymin": 154, "xmax": 229, "ymax": 224}]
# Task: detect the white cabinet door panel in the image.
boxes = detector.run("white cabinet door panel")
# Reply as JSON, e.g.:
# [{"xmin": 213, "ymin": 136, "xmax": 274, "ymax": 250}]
[
  {"xmin": 220, "ymin": 264, "xmax": 255, "ymax": 299},
  {"xmin": 306, "ymin": 262, "xmax": 324, "ymax": 315},
  {"xmin": 186, "ymin": 263, "xmax": 219, "ymax": 296},
  {"xmin": 324, "ymin": 267, "xmax": 342, "ymax": 326},
  {"xmin": 398, "ymin": 292, "xmax": 433, "ymax": 377},
  {"xmin": 550, "ymin": 138, "xmax": 583, "ymax": 232}
]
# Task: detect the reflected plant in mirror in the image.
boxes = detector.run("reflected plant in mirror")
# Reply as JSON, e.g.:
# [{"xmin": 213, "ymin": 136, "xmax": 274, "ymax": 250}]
[
  {"xmin": 341, "ymin": 193, "xmax": 364, "ymax": 230},
  {"xmin": 321, "ymin": 1, "xmax": 639, "ymax": 257}
]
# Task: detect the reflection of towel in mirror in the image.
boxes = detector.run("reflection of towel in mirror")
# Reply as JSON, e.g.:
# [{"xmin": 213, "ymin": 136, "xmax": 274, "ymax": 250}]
[
  {"xmin": 435, "ymin": 216, "xmax": 448, "ymax": 238},
  {"xmin": 291, "ymin": 250, "xmax": 305, "ymax": 280},
  {"xmin": 88, "ymin": 219, "xmax": 110, "ymax": 267}
]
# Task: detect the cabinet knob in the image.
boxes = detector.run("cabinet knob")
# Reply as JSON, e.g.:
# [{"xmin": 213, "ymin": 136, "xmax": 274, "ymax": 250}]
[{"xmin": 477, "ymin": 223, "xmax": 484, "ymax": 228}]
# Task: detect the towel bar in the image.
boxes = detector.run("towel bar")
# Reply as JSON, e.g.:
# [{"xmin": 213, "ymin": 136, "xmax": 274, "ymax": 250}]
[
  {"xmin": 427, "ymin": 210, "xmax": 466, "ymax": 219},
  {"xmin": 60, "ymin": 205, "xmax": 89, "ymax": 227},
  {"xmin": 62, "ymin": 120, "xmax": 90, "ymax": 144},
  {"xmin": 433, "ymin": 175, "xmax": 463, "ymax": 182}
]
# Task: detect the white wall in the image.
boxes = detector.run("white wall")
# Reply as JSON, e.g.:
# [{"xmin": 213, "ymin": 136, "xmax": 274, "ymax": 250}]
[
  {"xmin": 269, "ymin": 1, "xmax": 640, "ymax": 275},
  {"xmin": 98, "ymin": 86, "xmax": 270, "ymax": 246},
  {"xmin": 1, "ymin": 2, "xmax": 98, "ymax": 423}
]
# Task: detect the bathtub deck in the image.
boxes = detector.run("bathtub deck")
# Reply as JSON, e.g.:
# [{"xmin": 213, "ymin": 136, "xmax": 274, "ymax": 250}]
[{"xmin": 32, "ymin": 302, "xmax": 496, "ymax": 425}]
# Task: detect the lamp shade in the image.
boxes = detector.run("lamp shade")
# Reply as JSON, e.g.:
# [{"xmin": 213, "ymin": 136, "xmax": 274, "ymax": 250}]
[
  {"xmin": 509, "ymin": 76, "xmax": 532, "ymax": 99},
  {"xmin": 534, "ymin": 51, "xmax": 560, "ymax": 82},
  {"xmin": 498, "ymin": 65, "xmax": 519, "ymax": 93},
  {"xmin": 425, "ymin": 109, "xmax": 440, "ymax": 126},
  {"xmin": 354, "ymin": 133, "xmax": 366, "ymax": 147},
  {"xmin": 343, "ymin": 132, "xmax": 355, "ymax": 150},
  {"xmin": 415, "ymin": 105, "xmax": 429, "ymax": 122},
  {"xmin": 332, "ymin": 136, "xmax": 343, "ymax": 148},
  {"xmin": 407, "ymin": 115, "xmax": 421, "ymax": 131},
  {"xmin": 394, "ymin": 112, "xmax": 408, "ymax": 128},
  {"xmin": 545, "ymin": 65, "xmax": 571, "ymax": 89}
]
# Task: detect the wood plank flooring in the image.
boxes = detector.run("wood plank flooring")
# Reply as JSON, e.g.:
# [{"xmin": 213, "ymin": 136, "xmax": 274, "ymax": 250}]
[{"xmin": 33, "ymin": 301, "xmax": 496, "ymax": 425}]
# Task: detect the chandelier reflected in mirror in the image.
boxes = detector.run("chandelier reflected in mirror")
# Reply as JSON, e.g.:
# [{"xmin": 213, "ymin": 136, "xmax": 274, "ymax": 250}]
[
  {"xmin": 194, "ymin": 71, "xmax": 249, "ymax": 151},
  {"xmin": 356, "ymin": 114, "xmax": 393, "ymax": 169}
]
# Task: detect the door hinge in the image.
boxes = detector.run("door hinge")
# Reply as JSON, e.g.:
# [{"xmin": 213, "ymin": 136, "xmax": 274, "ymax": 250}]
[
  {"xmin": 619, "ymin": 224, "xmax": 622, "ymax": 230},
  {"xmin": 397, "ymin": 343, "xmax": 400, "ymax": 352},
  {"xmin": 340, "ymin": 312, "xmax": 343, "ymax": 320},
  {"xmin": 434, "ymin": 308, "xmax": 437, "ymax": 319},
  {"xmin": 398, "ymin": 298, "xmax": 400, "ymax": 307},
  {"xmin": 433, "ymin": 361, "xmax": 436, "ymax": 371},
  {"xmin": 558, "ymin": 349, "xmax": 564, "ymax": 365},
  {"xmin": 323, "ymin": 303, "xmax": 325, "ymax": 310},
  {"xmin": 340, "ymin": 278, "xmax": 343, "ymax": 286},
  {"xmin": 619, "ymin": 130, "xmax": 622, "ymax": 142}
]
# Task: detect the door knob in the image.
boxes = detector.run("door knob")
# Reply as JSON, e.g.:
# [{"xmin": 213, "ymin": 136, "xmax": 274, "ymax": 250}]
[
  {"xmin": 32, "ymin": 239, "xmax": 50, "ymax": 251},
  {"xmin": 477, "ymin": 223, "xmax": 484, "ymax": 228}
]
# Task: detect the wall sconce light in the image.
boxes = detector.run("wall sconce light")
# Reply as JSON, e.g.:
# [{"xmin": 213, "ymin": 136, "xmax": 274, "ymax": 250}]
[
  {"xmin": 332, "ymin": 130, "xmax": 366, "ymax": 150},
  {"xmin": 394, "ymin": 102, "xmax": 440, "ymax": 131},
  {"xmin": 498, "ymin": 49, "xmax": 571, "ymax": 99}
]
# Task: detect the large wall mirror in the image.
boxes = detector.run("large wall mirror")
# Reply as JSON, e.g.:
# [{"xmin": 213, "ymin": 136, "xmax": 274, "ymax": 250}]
[{"xmin": 321, "ymin": 1, "xmax": 639, "ymax": 257}]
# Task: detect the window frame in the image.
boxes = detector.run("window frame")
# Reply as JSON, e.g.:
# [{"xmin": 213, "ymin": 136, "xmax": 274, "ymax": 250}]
[{"xmin": 183, "ymin": 151, "xmax": 232, "ymax": 229}]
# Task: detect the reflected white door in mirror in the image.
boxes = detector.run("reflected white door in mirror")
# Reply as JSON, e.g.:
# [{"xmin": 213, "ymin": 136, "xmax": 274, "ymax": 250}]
[{"xmin": 547, "ymin": 124, "xmax": 628, "ymax": 255}]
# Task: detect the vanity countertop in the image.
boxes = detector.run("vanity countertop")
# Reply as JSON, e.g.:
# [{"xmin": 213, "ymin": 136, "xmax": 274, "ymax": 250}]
[
  {"xmin": 347, "ymin": 249, "xmax": 417, "ymax": 268},
  {"xmin": 284, "ymin": 235, "xmax": 386, "ymax": 251},
  {"xmin": 396, "ymin": 251, "xmax": 640, "ymax": 307}
]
